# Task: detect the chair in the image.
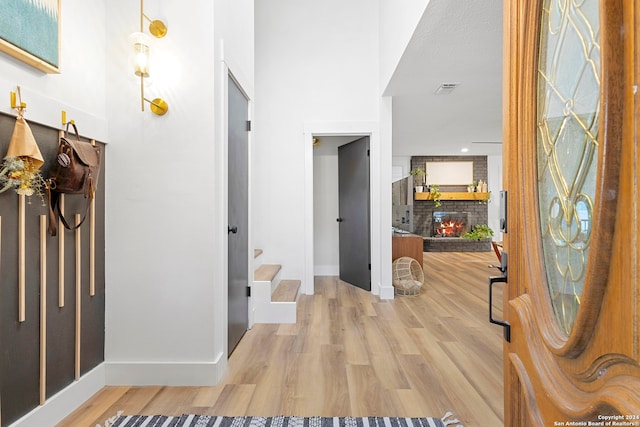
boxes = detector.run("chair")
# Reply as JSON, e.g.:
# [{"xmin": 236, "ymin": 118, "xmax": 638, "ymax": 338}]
[
  {"xmin": 392, "ymin": 256, "xmax": 424, "ymax": 296},
  {"xmin": 491, "ymin": 241, "xmax": 503, "ymax": 264}
]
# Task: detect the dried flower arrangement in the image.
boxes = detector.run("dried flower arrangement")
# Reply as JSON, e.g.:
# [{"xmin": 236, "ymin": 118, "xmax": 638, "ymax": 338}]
[
  {"xmin": 0, "ymin": 155, "xmax": 46, "ymax": 203},
  {"xmin": 1, "ymin": 112, "xmax": 46, "ymax": 204}
]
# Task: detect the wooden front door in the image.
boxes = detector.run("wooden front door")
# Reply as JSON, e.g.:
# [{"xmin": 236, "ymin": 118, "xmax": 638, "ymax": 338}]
[{"xmin": 503, "ymin": 0, "xmax": 640, "ymax": 424}]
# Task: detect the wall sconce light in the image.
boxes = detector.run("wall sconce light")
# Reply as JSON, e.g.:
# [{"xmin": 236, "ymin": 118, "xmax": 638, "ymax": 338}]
[{"xmin": 132, "ymin": 0, "xmax": 169, "ymax": 115}]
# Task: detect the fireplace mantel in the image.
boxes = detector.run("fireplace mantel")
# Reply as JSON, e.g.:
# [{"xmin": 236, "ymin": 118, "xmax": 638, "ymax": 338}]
[{"xmin": 414, "ymin": 191, "xmax": 491, "ymax": 201}]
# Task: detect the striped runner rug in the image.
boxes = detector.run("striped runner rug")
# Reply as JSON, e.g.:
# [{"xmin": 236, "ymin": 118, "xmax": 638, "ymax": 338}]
[{"xmin": 103, "ymin": 414, "xmax": 463, "ymax": 427}]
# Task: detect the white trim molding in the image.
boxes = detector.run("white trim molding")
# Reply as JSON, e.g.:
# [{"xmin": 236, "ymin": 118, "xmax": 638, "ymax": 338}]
[
  {"xmin": 105, "ymin": 357, "xmax": 225, "ymax": 386},
  {"xmin": 9, "ymin": 364, "xmax": 105, "ymax": 427}
]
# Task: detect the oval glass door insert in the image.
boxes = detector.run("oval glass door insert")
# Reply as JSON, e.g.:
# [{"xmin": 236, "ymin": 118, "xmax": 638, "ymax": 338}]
[{"xmin": 537, "ymin": 0, "xmax": 600, "ymax": 335}]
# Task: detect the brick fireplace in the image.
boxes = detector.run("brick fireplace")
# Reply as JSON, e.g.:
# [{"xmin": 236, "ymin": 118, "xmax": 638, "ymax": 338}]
[
  {"xmin": 411, "ymin": 155, "xmax": 492, "ymax": 252},
  {"xmin": 432, "ymin": 211, "xmax": 469, "ymax": 237}
]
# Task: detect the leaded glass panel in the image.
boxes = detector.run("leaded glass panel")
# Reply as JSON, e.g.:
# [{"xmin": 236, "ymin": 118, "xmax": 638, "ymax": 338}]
[{"xmin": 537, "ymin": 0, "xmax": 600, "ymax": 335}]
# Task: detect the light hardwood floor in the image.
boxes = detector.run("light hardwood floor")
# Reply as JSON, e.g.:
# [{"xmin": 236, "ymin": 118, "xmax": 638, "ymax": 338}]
[{"xmin": 57, "ymin": 252, "xmax": 504, "ymax": 427}]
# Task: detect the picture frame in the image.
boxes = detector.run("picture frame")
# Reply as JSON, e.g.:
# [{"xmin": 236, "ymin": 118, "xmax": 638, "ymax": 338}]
[{"xmin": 0, "ymin": 0, "xmax": 60, "ymax": 74}]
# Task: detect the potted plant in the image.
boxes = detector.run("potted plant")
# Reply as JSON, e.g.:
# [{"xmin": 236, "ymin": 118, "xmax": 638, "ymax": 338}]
[
  {"xmin": 479, "ymin": 190, "xmax": 492, "ymax": 205},
  {"xmin": 462, "ymin": 224, "xmax": 494, "ymax": 240},
  {"xmin": 410, "ymin": 167, "xmax": 426, "ymax": 192},
  {"xmin": 468, "ymin": 181, "xmax": 477, "ymax": 192}
]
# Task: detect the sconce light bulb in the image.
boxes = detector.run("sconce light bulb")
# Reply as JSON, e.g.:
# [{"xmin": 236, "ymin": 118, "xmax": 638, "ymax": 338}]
[{"xmin": 133, "ymin": 42, "xmax": 150, "ymax": 77}]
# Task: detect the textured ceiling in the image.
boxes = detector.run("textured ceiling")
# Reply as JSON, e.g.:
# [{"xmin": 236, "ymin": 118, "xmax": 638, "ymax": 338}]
[{"xmin": 388, "ymin": 0, "xmax": 504, "ymax": 156}]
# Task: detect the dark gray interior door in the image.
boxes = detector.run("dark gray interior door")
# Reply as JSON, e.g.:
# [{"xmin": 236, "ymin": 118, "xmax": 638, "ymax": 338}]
[
  {"xmin": 227, "ymin": 75, "xmax": 249, "ymax": 354},
  {"xmin": 337, "ymin": 136, "xmax": 371, "ymax": 291}
]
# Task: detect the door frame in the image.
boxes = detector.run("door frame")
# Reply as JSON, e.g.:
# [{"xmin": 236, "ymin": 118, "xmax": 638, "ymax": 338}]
[{"xmin": 303, "ymin": 121, "xmax": 393, "ymax": 299}]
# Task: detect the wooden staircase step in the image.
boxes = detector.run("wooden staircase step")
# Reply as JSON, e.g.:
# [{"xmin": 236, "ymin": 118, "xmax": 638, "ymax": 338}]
[
  {"xmin": 272, "ymin": 280, "xmax": 301, "ymax": 303},
  {"xmin": 254, "ymin": 264, "xmax": 281, "ymax": 282},
  {"xmin": 254, "ymin": 249, "xmax": 263, "ymax": 259}
]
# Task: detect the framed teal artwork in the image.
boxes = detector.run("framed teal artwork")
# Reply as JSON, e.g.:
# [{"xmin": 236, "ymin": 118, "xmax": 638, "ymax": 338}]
[{"xmin": 0, "ymin": 0, "xmax": 60, "ymax": 73}]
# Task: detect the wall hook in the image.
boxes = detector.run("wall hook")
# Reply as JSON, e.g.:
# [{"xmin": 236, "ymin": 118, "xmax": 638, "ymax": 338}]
[
  {"xmin": 10, "ymin": 86, "xmax": 27, "ymax": 116},
  {"xmin": 61, "ymin": 110, "xmax": 75, "ymax": 126}
]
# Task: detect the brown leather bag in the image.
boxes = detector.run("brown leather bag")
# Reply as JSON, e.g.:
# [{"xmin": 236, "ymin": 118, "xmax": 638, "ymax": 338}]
[{"xmin": 47, "ymin": 123, "xmax": 101, "ymax": 236}]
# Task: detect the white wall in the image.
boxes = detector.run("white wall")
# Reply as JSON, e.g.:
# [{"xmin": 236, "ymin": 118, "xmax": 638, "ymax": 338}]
[
  {"xmin": 487, "ymin": 154, "xmax": 502, "ymax": 240},
  {"xmin": 104, "ymin": 0, "xmax": 253, "ymax": 385},
  {"xmin": 313, "ymin": 143, "xmax": 339, "ymax": 276},
  {"xmin": 254, "ymin": 0, "xmax": 381, "ymax": 289},
  {"xmin": 379, "ymin": 0, "xmax": 431, "ymax": 92},
  {"xmin": 0, "ymin": 0, "xmax": 107, "ymax": 138},
  {"xmin": 392, "ymin": 156, "xmax": 411, "ymax": 181}
]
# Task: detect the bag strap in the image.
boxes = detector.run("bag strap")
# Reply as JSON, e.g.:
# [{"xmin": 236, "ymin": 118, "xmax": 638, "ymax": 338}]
[
  {"xmin": 47, "ymin": 185, "xmax": 94, "ymax": 236},
  {"xmin": 57, "ymin": 197, "xmax": 92, "ymax": 232},
  {"xmin": 65, "ymin": 122, "xmax": 80, "ymax": 142},
  {"xmin": 47, "ymin": 186, "xmax": 59, "ymax": 236}
]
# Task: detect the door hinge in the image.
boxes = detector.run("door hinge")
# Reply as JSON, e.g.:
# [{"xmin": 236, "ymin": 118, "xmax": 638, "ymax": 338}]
[
  {"xmin": 247, "ymin": 286, "xmax": 251, "ymax": 297},
  {"xmin": 367, "ymin": 149, "xmax": 370, "ymax": 157},
  {"xmin": 246, "ymin": 120, "xmax": 252, "ymax": 131},
  {"xmin": 368, "ymin": 263, "xmax": 371, "ymax": 270}
]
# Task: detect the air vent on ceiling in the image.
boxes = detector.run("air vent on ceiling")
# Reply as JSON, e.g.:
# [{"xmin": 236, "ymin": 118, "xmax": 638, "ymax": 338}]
[{"xmin": 434, "ymin": 83, "xmax": 460, "ymax": 95}]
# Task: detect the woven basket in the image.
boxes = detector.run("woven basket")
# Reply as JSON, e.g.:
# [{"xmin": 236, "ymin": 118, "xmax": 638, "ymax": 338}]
[{"xmin": 392, "ymin": 256, "xmax": 424, "ymax": 296}]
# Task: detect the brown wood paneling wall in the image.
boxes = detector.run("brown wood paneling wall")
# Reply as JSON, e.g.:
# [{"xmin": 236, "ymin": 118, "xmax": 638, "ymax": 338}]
[{"xmin": 0, "ymin": 112, "xmax": 105, "ymax": 426}]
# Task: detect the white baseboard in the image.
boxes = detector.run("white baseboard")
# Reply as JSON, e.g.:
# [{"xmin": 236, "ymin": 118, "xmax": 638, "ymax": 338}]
[
  {"xmin": 7, "ymin": 358, "xmax": 227, "ymax": 427},
  {"xmin": 379, "ymin": 284, "xmax": 395, "ymax": 300},
  {"xmin": 9, "ymin": 364, "xmax": 106, "ymax": 427},
  {"xmin": 314, "ymin": 265, "xmax": 339, "ymax": 276},
  {"xmin": 105, "ymin": 359, "xmax": 224, "ymax": 386}
]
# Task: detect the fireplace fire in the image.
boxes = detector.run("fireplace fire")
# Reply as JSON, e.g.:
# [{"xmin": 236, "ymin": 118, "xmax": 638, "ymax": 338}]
[{"xmin": 432, "ymin": 212, "xmax": 469, "ymax": 237}]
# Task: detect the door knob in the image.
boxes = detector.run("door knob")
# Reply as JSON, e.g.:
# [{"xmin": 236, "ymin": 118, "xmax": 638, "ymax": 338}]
[
  {"xmin": 336, "ymin": 218, "xmax": 344, "ymax": 222},
  {"xmin": 228, "ymin": 225, "xmax": 238, "ymax": 234}
]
